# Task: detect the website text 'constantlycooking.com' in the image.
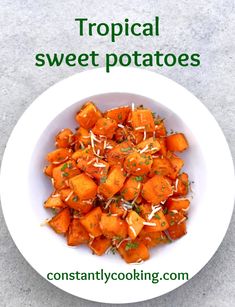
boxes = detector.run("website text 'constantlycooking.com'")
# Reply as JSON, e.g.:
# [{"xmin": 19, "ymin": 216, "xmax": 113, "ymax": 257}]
[{"xmin": 47, "ymin": 269, "xmax": 188, "ymax": 284}]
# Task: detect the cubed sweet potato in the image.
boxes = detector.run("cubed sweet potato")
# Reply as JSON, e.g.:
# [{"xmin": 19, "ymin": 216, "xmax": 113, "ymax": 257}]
[
  {"xmin": 166, "ymin": 211, "xmax": 187, "ymax": 240},
  {"xmin": 75, "ymin": 127, "xmax": 91, "ymax": 147},
  {"xmin": 43, "ymin": 164, "xmax": 55, "ymax": 177},
  {"xmin": 166, "ymin": 197, "xmax": 190, "ymax": 213},
  {"xmin": 131, "ymin": 109, "xmax": 155, "ymax": 132},
  {"xmin": 124, "ymin": 152, "xmax": 153, "ymax": 176},
  {"xmin": 166, "ymin": 133, "xmax": 189, "ymax": 152},
  {"xmin": 118, "ymin": 240, "xmax": 149, "ymax": 263},
  {"xmin": 174, "ymin": 173, "xmax": 189, "ymax": 196},
  {"xmin": 141, "ymin": 175, "xmax": 173, "ymax": 204},
  {"xmin": 46, "ymin": 148, "xmax": 72, "ymax": 164},
  {"xmin": 80, "ymin": 207, "xmax": 103, "ymax": 237},
  {"xmin": 166, "ymin": 151, "xmax": 184, "ymax": 179},
  {"xmin": 75, "ymin": 101, "xmax": 102, "ymax": 129},
  {"xmin": 128, "ymin": 129, "xmax": 144, "ymax": 145},
  {"xmin": 55, "ymin": 128, "xmax": 74, "ymax": 148},
  {"xmin": 48, "ymin": 207, "xmax": 71, "ymax": 234},
  {"xmin": 52, "ymin": 160, "xmax": 80, "ymax": 190},
  {"xmin": 69, "ymin": 173, "xmax": 97, "ymax": 200},
  {"xmin": 157, "ymin": 137, "xmax": 167, "ymax": 156},
  {"xmin": 109, "ymin": 201, "xmax": 126, "ymax": 217},
  {"xmin": 89, "ymin": 236, "xmax": 112, "ymax": 255},
  {"xmin": 107, "ymin": 140, "xmax": 134, "ymax": 166},
  {"xmin": 67, "ymin": 219, "xmax": 90, "ymax": 246},
  {"xmin": 59, "ymin": 188, "xmax": 94, "ymax": 214},
  {"xmin": 126, "ymin": 210, "xmax": 145, "ymax": 240},
  {"xmin": 99, "ymin": 214, "xmax": 128, "ymax": 239},
  {"xmin": 143, "ymin": 209, "xmax": 169, "ymax": 232},
  {"xmin": 137, "ymin": 230, "xmax": 168, "ymax": 248},
  {"xmin": 154, "ymin": 121, "xmax": 167, "ymax": 137},
  {"xmin": 92, "ymin": 117, "xmax": 118, "ymax": 139},
  {"xmin": 77, "ymin": 158, "xmax": 109, "ymax": 180},
  {"xmin": 137, "ymin": 137, "xmax": 161, "ymax": 154},
  {"xmin": 149, "ymin": 156, "xmax": 175, "ymax": 178},
  {"xmin": 44, "ymin": 195, "xmax": 66, "ymax": 209},
  {"xmin": 98, "ymin": 166, "xmax": 126, "ymax": 199},
  {"xmin": 104, "ymin": 106, "xmax": 130, "ymax": 124},
  {"xmin": 121, "ymin": 176, "xmax": 142, "ymax": 201}
]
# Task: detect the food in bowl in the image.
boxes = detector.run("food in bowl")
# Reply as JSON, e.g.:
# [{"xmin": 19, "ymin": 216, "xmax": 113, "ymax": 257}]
[{"xmin": 43, "ymin": 101, "xmax": 190, "ymax": 264}]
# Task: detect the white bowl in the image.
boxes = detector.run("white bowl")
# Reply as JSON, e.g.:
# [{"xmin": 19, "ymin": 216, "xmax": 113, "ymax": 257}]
[{"xmin": 1, "ymin": 68, "xmax": 234, "ymax": 304}]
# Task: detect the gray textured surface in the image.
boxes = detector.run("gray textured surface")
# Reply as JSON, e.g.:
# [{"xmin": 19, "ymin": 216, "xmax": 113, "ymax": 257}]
[{"xmin": 0, "ymin": 0, "xmax": 235, "ymax": 306}]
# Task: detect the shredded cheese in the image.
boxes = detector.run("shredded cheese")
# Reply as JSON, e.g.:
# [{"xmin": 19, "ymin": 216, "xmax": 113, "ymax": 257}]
[{"xmin": 143, "ymin": 222, "xmax": 157, "ymax": 226}]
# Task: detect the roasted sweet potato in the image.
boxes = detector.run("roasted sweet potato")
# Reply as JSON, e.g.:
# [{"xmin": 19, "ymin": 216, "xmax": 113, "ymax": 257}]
[
  {"xmin": 143, "ymin": 209, "xmax": 169, "ymax": 232},
  {"xmin": 89, "ymin": 236, "xmax": 112, "ymax": 255},
  {"xmin": 44, "ymin": 195, "xmax": 66, "ymax": 209},
  {"xmin": 48, "ymin": 207, "xmax": 71, "ymax": 234},
  {"xmin": 149, "ymin": 156, "xmax": 175, "ymax": 178},
  {"xmin": 80, "ymin": 207, "xmax": 103, "ymax": 237},
  {"xmin": 137, "ymin": 229, "xmax": 168, "ymax": 248},
  {"xmin": 137, "ymin": 137, "xmax": 161, "ymax": 154},
  {"xmin": 52, "ymin": 160, "xmax": 80, "ymax": 190},
  {"xmin": 174, "ymin": 173, "xmax": 189, "ymax": 196},
  {"xmin": 75, "ymin": 127, "xmax": 91, "ymax": 147},
  {"xmin": 126, "ymin": 210, "xmax": 144, "ymax": 239},
  {"xmin": 75, "ymin": 101, "xmax": 102, "ymax": 129},
  {"xmin": 142, "ymin": 175, "xmax": 173, "ymax": 204},
  {"xmin": 67, "ymin": 219, "xmax": 90, "ymax": 246},
  {"xmin": 124, "ymin": 152, "xmax": 153, "ymax": 176},
  {"xmin": 99, "ymin": 213, "xmax": 128, "ymax": 239},
  {"xmin": 98, "ymin": 166, "xmax": 126, "ymax": 198},
  {"xmin": 107, "ymin": 140, "xmax": 134, "ymax": 165},
  {"xmin": 118, "ymin": 240, "xmax": 149, "ymax": 263},
  {"xmin": 166, "ymin": 211, "xmax": 187, "ymax": 240},
  {"xmin": 131, "ymin": 109, "xmax": 155, "ymax": 132},
  {"xmin": 55, "ymin": 128, "xmax": 74, "ymax": 148},
  {"xmin": 104, "ymin": 106, "xmax": 130, "ymax": 124},
  {"xmin": 43, "ymin": 101, "xmax": 191, "ymax": 263},
  {"xmin": 92, "ymin": 117, "xmax": 118, "ymax": 139},
  {"xmin": 166, "ymin": 197, "xmax": 190, "ymax": 213},
  {"xmin": 166, "ymin": 133, "xmax": 189, "ymax": 152},
  {"xmin": 46, "ymin": 148, "xmax": 72, "ymax": 164},
  {"xmin": 121, "ymin": 176, "xmax": 142, "ymax": 201},
  {"xmin": 69, "ymin": 173, "xmax": 97, "ymax": 200}
]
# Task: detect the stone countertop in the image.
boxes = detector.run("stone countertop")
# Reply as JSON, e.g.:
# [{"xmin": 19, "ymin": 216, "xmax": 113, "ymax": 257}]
[{"xmin": 0, "ymin": 0, "xmax": 234, "ymax": 306}]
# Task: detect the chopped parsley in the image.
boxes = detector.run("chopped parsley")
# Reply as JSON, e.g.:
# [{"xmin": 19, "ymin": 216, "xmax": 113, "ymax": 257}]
[
  {"xmin": 100, "ymin": 177, "xmax": 107, "ymax": 184},
  {"xmin": 125, "ymin": 242, "xmax": 139, "ymax": 251},
  {"xmin": 135, "ymin": 176, "xmax": 143, "ymax": 181},
  {"xmin": 61, "ymin": 163, "xmax": 68, "ymax": 171}
]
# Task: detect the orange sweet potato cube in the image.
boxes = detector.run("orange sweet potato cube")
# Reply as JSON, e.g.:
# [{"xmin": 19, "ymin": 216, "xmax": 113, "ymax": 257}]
[
  {"xmin": 166, "ymin": 211, "xmax": 187, "ymax": 240},
  {"xmin": 67, "ymin": 219, "xmax": 90, "ymax": 246},
  {"xmin": 75, "ymin": 101, "xmax": 102, "ymax": 129},
  {"xmin": 48, "ymin": 207, "xmax": 71, "ymax": 234},
  {"xmin": 99, "ymin": 214, "xmax": 128, "ymax": 239},
  {"xmin": 126, "ymin": 210, "xmax": 145, "ymax": 240},
  {"xmin": 89, "ymin": 236, "xmax": 112, "ymax": 256},
  {"xmin": 174, "ymin": 173, "xmax": 189, "ymax": 196},
  {"xmin": 80, "ymin": 207, "xmax": 103, "ymax": 237},
  {"xmin": 118, "ymin": 240, "xmax": 149, "ymax": 264},
  {"xmin": 166, "ymin": 133, "xmax": 189, "ymax": 152},
  {"xmin": 121, "ymin": 176, "xmax": 142, "ymax": 201},
  {"xmin": 131, "ymin": 109, "xmax": 155, "ymax": 132},
  {"xmin": 69, "ymin": 173, "xmax": 97, "ymax": 200},
  {"xmin": 141, "ymin": 175, "xmax": 173, "ymax": 204},
  {"xmin": 104, "ymin": 106, "xmax": 130, "ymax": 124},
  {"xmin": 98, "ymin": 166, "xmax": 126, "ymax": 199},
  {"xmin": 143, "ymin": 209, "xmax": 169, "ymax": 232},
  {"xmin": 92, "ymin": 117, "xmax": 118, "ymax": 139}
]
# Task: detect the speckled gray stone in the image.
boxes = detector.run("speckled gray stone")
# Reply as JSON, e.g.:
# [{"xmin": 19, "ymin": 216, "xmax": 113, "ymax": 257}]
[{"xmin": 0, "ymin": 0, "xmax": 235, "ymax": 306}]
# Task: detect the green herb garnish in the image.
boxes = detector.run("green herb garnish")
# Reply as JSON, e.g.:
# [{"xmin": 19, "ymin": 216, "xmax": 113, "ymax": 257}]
[{"xmin": 125, "ymin": 242, "xmax": 139, "ymax": 251}]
